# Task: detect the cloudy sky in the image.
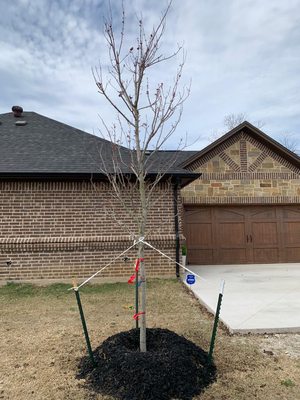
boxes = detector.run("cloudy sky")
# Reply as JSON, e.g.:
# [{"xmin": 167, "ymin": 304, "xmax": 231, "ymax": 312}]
[{"xmin": 1, "ymin": 0, "xmax": 300, "ymax": 151}]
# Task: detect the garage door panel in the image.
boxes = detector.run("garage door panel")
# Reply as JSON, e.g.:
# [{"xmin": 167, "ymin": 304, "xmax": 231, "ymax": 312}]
[
  {"xmin": 216, "ymin": 207, "xmax": 246, "ymax": 220},
  {"xmin": 284, "ymin": 248, "xmax": 300, "ymax": 262},
  {"xmin": 185, "ymin": 208, "xmax": 212, "ymax": 223},
  {"xmin": 188, "ymin": 249, "xmax": 213, "ymax": 264},
  {"xmin": 218, "ymin": 249, "xmax": 247, "ymax": 264},
  {"xmin": 283, "ymin": 222, "xmax": 300, "ymax": 245},
  {"xmin": 249, "ymin": 207, "xmax": 277, "ymax": 219},
  {"xmin": 253, "ymin": 248, "xmax": 279, "ymax": 263},
  {"xmin": 219, "ymin": 223, "xmax": 246, "ymax": 247},
  {"xmin": 252, "ymin": 222, "xmax": 278, "ymax": 246},
  {"xmin": 281, "ymin": 207, "xmax": 300, "ymax": 219},
  {"xmin": 186, "ymin": 223, "xmax": 212, "ymax": 246}
]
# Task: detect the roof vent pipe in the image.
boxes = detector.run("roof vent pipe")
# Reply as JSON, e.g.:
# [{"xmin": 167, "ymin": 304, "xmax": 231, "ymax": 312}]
[{"xmin": 12, "ymin": 106, "xmax": 23, "ymax": 117}]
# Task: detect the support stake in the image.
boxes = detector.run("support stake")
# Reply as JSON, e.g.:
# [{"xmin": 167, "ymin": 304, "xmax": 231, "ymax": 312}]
[
  {"xmin": 73, "ymin": 285, "xmax": 97, "ymax": 367},
  {"xmin": 208, "ymin": 280, "xmax": 225, "ymax": 363}
]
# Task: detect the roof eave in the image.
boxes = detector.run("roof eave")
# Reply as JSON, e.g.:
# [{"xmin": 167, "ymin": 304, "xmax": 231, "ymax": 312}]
[
  {"xmin": 0, "ymin": 171, "xmax": 201, "ymax": 187},
  {"xmin": 0, "ymin": 172, "xmax": 107, "ymax": 181},
  {"xmin": 146, "ymin": 172, "xmax": 201, "ymax": 187}
]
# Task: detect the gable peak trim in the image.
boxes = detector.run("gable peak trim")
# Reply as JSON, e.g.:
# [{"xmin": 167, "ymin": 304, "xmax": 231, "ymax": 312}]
[{"xmin": 182, "ymin": 121, "xmax": 300, "ymax": 170}]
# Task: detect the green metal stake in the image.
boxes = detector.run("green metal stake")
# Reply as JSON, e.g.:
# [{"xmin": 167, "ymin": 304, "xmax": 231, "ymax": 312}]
[
  {"xmin": 135, "ymin": 269, "xmax": 139, "ymax": 329},
  {"xmin": 73, "ymin": 286, "xmax": 97, "ymax": 368},
  {"xmin": 208, "ymin": 280, "xmax": 225, "ymax": 363}
]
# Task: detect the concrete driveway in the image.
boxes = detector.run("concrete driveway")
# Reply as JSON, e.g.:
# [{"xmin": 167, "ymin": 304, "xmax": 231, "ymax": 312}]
[{"xmin": 184, "ymin": 263, "xmax": 300, "ymax": 334}]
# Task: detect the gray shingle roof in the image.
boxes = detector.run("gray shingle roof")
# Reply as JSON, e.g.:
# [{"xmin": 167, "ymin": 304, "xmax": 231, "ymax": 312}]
[
  {"xmin": 0, "ymin": 111, "xmax": 199, "ymax": 184},
  {"xmin": 0, "ymin": 111, "xmax": 127, "ymax": 174}
]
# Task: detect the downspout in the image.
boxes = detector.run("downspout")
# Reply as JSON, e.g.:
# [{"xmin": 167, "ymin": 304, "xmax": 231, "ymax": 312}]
[{"xmin": 173, "ymin": 178, "xmax": 180, "ymax": 277}]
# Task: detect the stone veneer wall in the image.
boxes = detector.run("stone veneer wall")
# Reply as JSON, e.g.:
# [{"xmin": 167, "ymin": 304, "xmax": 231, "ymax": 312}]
[
  {"xmin": 0, "ymin": 181, "xmax": 179, "ymax": 282},
  {"xmin": 182, "ymin": 131, "xmax": 300, "ymax": 205}
]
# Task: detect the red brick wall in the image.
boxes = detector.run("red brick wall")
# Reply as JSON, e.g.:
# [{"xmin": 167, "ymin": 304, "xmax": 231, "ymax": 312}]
[{"xmin": 0, "ymin": 181, "xmax": 180, "ymax": 282}]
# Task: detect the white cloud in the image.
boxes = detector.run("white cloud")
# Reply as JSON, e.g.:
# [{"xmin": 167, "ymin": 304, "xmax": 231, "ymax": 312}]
[{"xmin": 0, "ymin": 0, "xmax": 299, "ymax": 151}]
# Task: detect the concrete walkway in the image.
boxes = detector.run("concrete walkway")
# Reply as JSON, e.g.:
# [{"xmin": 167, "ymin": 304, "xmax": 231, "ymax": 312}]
[{"xmin": 184, "ymin": 264, "xmax": 300, "ymax": 334}]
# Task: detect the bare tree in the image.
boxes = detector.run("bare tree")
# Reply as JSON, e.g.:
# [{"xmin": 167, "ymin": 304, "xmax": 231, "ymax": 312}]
[
  {"xmin": 209, "ymin": 113, "xmax": 265, "ymax": 142},
  {"xmin": 224, "ymin": 113, "xmax": 265, "ymax": 130},
  {"xmin": 223, "ymin": 112, "xmax": 248, "ymax": 130},
  {"xmin": 94, "ymin": 1, "xmax": 189, "ymax": 352},
  {"xmin": 278, "ymin": 132, "xmax": 298, "ymax": 154}
]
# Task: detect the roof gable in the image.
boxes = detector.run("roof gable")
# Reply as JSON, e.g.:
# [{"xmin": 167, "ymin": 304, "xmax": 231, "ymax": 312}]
[{"xmin": 182, "ymin": 121, "xmax": 300, "ymax": 174}]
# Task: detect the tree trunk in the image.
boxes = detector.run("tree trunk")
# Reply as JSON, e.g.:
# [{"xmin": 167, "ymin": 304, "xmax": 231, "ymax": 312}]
[
  {"xmin": 138, "ymin": 241, "xmax": 146, "ymax": 352},
  {"xmin": 138, "ymin": 170, "xmax": 147, "ymax": 352}
]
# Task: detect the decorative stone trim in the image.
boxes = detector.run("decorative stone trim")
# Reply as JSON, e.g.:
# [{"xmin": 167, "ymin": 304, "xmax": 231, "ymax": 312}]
[
  {"xmin": 219, "ymin": 152, "xmax": 240, "ymax": 172},
  {"xmin": 0, "ymin": 234, "xmax": 180, "ymax": 253},
  {"xmin": 240, "ymin": 138, "xmax": 247, "ymax": 172},
  {"xmin": 0, "ymin": 236, "xmax": 120, "ymax": 244},
  {"xmin": 0, "ymin": 181, "xmax": 105, "ymax": 191},
  {"xmin": 246, "ymin": 134, "xmax": 300, "ymax": 174},
  {"xmin": 200, "ymin": 172, "xmax": 300, "ymax": 180},
  {"xmin": 248, "ymin": 152, "xmax": 268, "ymax": 172},
  {"xmin": 0, "ymin": 180, "xmax": 173, "ymax": 192},
  {"xmin": 186, "ymin": 133, "xmax": 242, "ymax": 171},
  {"xmin": 182, "ymin": 196, "xmax": 300, "ymax": 205}
]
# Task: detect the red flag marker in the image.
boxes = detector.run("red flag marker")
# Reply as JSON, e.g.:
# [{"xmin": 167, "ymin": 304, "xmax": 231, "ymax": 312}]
[
  {"xmin": 133, "ymin": 311, "xmax": 145, "ymax": 320},
  {"xmin": 135, "ymin": 257, "xmax": 144, "ymax": 272},
  {"xmin": 127, "ymin": 274, "xmax": 136, "ymax": 284},
  {"xmin": 128, "ymin": 258, "xmax": 145, "ymax": 284}
]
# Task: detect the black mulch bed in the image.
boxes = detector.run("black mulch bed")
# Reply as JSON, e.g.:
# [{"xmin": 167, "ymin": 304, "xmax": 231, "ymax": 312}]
[{"xmin": 77, "ymin": 328, "xmax": 216, "ymax": 400}]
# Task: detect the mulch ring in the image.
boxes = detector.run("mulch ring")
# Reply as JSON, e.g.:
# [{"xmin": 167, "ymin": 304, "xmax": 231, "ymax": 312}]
[{"xmin": 77, "ymin": 328, "xmax": 216, "ymax": 400}]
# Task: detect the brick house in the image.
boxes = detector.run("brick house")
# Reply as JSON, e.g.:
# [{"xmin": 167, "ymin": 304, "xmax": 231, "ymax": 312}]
[
  {"xmin": 181, "ymin": 121, "xmax": 300, "ymax": 265},
  {"xmin": 1, "ymin": 110, "xmax": 299, "ymax": 283},
  {"xmin": 0, "ymin": 108, "xmax": 199, "ymax": 283}
]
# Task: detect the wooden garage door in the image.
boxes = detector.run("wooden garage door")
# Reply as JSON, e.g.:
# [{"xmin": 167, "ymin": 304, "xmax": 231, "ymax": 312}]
[{"xmin": 184, "ymin": 206, "xmax": 300, "ymax": 264}]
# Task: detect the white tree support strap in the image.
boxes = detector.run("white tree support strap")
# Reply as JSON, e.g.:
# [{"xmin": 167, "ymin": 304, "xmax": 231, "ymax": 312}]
[
  {"xmin": 140, "ymin": 239, "xmax": 207, "ymax": 281},
  {"xmin": 71, "ymin": 239, "xmax": 143, "ymax": 290}
]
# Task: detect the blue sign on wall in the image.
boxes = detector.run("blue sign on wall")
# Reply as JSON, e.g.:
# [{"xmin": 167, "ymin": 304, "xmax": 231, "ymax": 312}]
[{"xmin": 186, "ymin": 274, "xmax": 196, "ymax": 285}]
